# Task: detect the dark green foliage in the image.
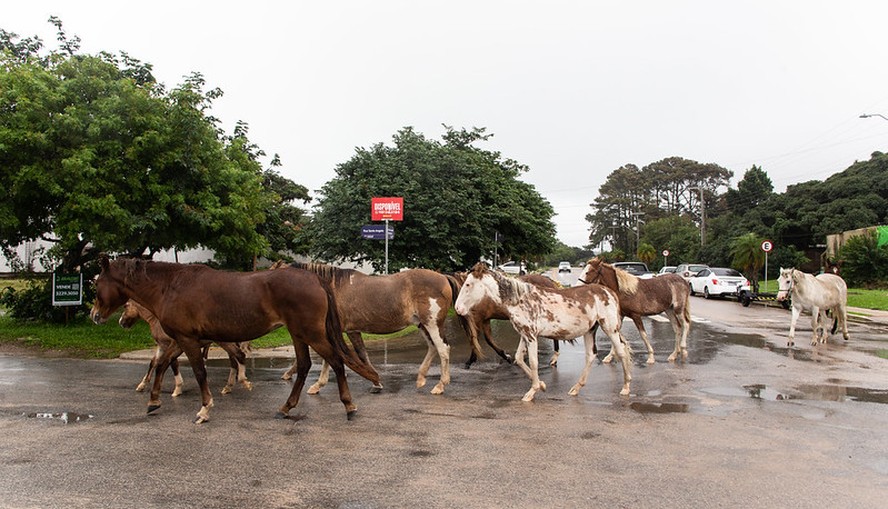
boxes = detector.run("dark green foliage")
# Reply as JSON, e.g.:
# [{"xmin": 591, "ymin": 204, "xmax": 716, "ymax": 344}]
[
  {"xmin": 309, "ymin": 126, "xmax": 557, "ymax": 272},
  {"xmin": 1, "ymin": 279, "xmax": 89, "ymax": 323},
  {"xmin": 839, "ymin": 231, "xmax": 888, "ymax": 287}
]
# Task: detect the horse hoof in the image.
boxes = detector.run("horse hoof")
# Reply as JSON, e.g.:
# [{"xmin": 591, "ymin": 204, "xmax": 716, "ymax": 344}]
[
  {"xmin": 221, "ymin": 387, "xmax": 232, "ymax": 395},
  {"xmin": 274, "ymin": 411, "xmax": 288, "ymax": 420},
  {"xmin": 346, "ymin": 409, "xmax": 357, "ymax": 421},
  {"xmin": 192, "ymin": 416, "xmax": 208, "ymax": 424},
  {"xmin": 370, "ymin": 385, "xmax": 383, "ymax": 394},
  {"xmin": 147, "ymin": 404, "xmax": 161, "ymax": 414},
  {"xmin": 464, "ymin": 363, "xmax": 472, "ymax": 370},
  {"xmin": 431, "ymin": 385, "xmax": 445, "ymax": 395},
  {"xmin": 646, "ymin": 357, "xmax": 656, "ymax": 365}
]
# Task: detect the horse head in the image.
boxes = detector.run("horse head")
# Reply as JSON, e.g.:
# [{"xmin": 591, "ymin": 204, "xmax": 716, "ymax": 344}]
[
  {"xmin": 455, "ymin": 263, "xmax": 499, "ymax": 315},
  {"xmin": 118, "ymin": 300, "xmax": 143, "ymax": 329},
  {"xmin": 578, "ymin": 258, "xmax": 603, "ymax": 285},
  {"xmin": 776, "ymin": 267, "xmax": 796, "ymax": 301},
  {"xmin": 90, "ymin": 254, "xmax": 130, "ymax": 324}
]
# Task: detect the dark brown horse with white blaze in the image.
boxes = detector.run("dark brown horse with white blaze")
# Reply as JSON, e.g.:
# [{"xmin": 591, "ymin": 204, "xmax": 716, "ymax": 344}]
[
  {"xmin": 277, "ymin": 262, "xmax": 463, "ymax": 395},
  {"xmin": 449, "ymin": 272, "xmax": 569, "ymax": 369},
  {"xmin": 455, "ymin": 263, "xmax": 632, "ymax": 401},
  {"xmin": 90, "ymin": 256, "xmax": 380, "ymax": 423},
  {"xmin": 579, "ymin": 258, "xmax": 691, "ymax": 363},
  {"xmin": 119, "ymin": 300, "xmax": 253, "ymax": 398}
]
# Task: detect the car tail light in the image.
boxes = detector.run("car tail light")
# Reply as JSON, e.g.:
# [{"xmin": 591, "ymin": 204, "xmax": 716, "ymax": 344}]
[{"xmin": 712, "ymin": 279, "xmax": 719, "ymax": 285}]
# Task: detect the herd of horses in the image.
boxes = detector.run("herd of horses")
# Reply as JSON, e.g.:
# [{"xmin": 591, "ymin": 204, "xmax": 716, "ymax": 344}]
[{"xmin": 89, "ymin": 254, "xmax": 850, "ymax": 424}]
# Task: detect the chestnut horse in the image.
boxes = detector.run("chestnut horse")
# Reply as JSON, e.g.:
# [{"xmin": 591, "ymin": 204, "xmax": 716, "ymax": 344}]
[
  {"xmin": 278, "ymin": 262, "xmax": 461, "ymax": 395},
  {"xmin": 449, "ymin": 272, "xmax": 570, "ymax": 369},
  {"xmin": 579, "ymin": 258, "xmax": 691, "ymax": 363},
  {"xmin": 455, "ymin": 263, "xmax": 632, "ymax": 401},
  {"xmin": 90, "ymin": 256, "xmax": 380, "ymax": 423},
  {"xmin": 119, "ymin": 300, "xmax": 253, "ymax": 397}
]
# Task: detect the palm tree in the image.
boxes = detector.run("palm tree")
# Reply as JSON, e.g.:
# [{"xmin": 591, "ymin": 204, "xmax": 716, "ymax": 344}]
[
  {"xmin": 730, "ymin": 233, "xmax": 765, "ymax": 291},
  {"xmin": 637, "ymin": 242, "xmax": 656, "ymax": 266}
]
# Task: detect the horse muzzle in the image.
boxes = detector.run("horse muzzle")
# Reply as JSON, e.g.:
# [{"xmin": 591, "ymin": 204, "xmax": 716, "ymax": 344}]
[{"xmin": 90, "ymin": 308, "xmax": 107, "ymax": 325}]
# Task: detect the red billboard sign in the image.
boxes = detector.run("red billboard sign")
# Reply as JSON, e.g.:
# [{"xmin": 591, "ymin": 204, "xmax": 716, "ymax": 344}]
[{"xmin": 371, "ymin": 197, "xmax": 404, "ymax": 221}]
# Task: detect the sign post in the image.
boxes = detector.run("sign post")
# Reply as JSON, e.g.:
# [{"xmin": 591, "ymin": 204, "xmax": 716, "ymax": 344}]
[
  {"xmin": 761, "ymin": 240, "xmax": 774, "ymax": 290},
  {"xmin": 371, "ymin": 197, "xmax": 404, "ymax": 274},
  {"xmin": 662, "ymin": 249, "xmax": 670, "ymax": 268},
  {"xmin": 52, "ymin": 273, "xmax": 83, "ymax": 306}
]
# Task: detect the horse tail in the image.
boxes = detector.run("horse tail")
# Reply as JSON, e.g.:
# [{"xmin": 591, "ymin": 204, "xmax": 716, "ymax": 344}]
[
  {"xmin": 831, "ymin": 316, "xmax": 838, "ymax": 335},
  {"xmin": 320, "ymin": 279, "xmax": 381, "ymax": 386},
  {"xmin": 445, "ymin": 273, "xmax": 480, "ymax": 359}
]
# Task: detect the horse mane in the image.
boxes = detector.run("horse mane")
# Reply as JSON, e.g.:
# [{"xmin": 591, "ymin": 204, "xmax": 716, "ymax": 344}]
[
  {"xmin": 612, "ymin": 266, "xmax": 640, "ymax": 295},
  {"xmin": 288, "ymin": 261, "xmax": 358, "ymax": 288},
  {"xmin": 470, "ymin": 262, "xmax": 533, "ymax": 305}
]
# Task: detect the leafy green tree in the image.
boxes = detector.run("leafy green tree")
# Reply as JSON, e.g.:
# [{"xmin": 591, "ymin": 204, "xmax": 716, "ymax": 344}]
[
  {"xmin": 0, "ymin": 22, "xmax": 288, "ymax": 272},
  {"xmin": 308, "ymin": 126, "xmax": 557, "ymax": 272},
  {"xmin": 725, "ymin": 165, "xmax": 773, "ymax": 214},
  {"xmin": 730, "ymin": 233, "xmax": 765, "ymax": 288},
  {"xmin": 637, "ymin": 242, "xmax": 656, "ymax": 266},
  {"xmin": 639, "ymin": 215, "xmax": 700, "ymax": 267}
]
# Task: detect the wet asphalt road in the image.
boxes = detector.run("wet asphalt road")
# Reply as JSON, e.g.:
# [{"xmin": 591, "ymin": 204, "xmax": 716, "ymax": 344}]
[{"xmin": 1, "ymin": 283, "xmax": 887, "ymax": 508}]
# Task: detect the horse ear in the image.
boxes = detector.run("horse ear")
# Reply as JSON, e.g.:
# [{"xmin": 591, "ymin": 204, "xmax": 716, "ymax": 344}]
[{"xmin": 98, "ymin": 253, "xmax": 110, "ymax": 272}]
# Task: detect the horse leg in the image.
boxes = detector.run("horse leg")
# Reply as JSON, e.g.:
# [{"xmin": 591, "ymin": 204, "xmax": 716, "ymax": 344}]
[
  {"xmin": 810, "ymin": 306, "xmax": 822, "ymax": 345},
  {"xmin": 839, "ymin": 305, "xmax": 850, "ymax": 341},
  {"xmin": 419, "ymin": 322, "xmax": 450, "ymax": 395},
  {"xmin": 481, "ymin": 320, "xmax": 513, "ymax": 365},
  {"xmin": 787, "ymin": 305, "xmax": 801, "ymax": 347},
  {"xmin": 631, "ymin": 315, "xmax": 656, "ymax": 364},
  {"xmin": 136, "ymin": 346, "xmax": 160, "ymax": 392},
  {"xmin": 277, "ymin": 341, "xmax": 312, "ymax": 418},
  {"xmin": 521, "ymin": 336, "xmax": 544, "ymax": 402},
  {"xmin": 180, "ymin": 340, "xmax": 214, "ymax": 424},
  {"xmin": 665, "ymin": 309, "xmax": 688, "ymax": 363},
  {"xmin": 169, "ymin": 357, "xmax": 183, "ymax": 397},
  {"xmin": 346, "ymin": 332, "xmax": 383, "ymax": 393},
  {"xmin": 147, "ymin": 342, "xmax": 182, "ymax": 412},
  {"xmin": 569, "ymin": 332, "xmax": 598, "ymax": 396},
  {"xmin": 463, "ymin": 317, "xmax": 483, "ymax": 369},
  {"xmin": 221, "ymin": 342, "xmax": 252, "ymax": 394},
  {"xmin": 307, "ymin": 361, "xmax": 330, "ymax": 395},
  {"xmin": 549, "ymin": 340, "xmax": 560, "ymax": 367}
]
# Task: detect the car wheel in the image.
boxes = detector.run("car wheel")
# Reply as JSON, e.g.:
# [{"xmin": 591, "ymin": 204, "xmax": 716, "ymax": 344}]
[{"xmin": 704, "ymin": 287, "xmax": 711, "ymax": 299}]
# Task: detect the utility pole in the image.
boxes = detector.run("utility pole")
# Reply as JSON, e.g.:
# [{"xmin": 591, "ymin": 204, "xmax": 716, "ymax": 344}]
[
  {"xmin": 689, "ymin": 187, "xmax": 705, "ymax": 246},
  {"xmin": 631, "ymin": 212, "xmax": 645, "ymax": 255}
]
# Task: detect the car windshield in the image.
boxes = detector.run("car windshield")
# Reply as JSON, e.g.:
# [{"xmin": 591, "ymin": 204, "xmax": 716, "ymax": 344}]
[
  {"xmin": 619, "ymin": 264, "xmax": 647, "ymax": 274},
  {"xmin": 712, "ymin": 268, "xmax": 742, "ymax": 277}
]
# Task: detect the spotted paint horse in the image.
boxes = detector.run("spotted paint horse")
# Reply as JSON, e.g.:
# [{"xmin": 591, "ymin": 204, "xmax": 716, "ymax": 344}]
[{"xmin": 455, "ymin": 262, "xmax": 632, "ymax": 401}]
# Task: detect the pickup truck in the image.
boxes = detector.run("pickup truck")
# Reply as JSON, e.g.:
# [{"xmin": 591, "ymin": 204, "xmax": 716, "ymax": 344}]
[{"xmin": 612, "ymin": 261, "xmax": 655, "ymax": 279}]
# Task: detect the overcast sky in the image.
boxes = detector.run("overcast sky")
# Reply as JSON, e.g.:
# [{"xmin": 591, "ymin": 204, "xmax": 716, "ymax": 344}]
[{"xmin": 7, "ymin": 1, "xmax": 888, "ymax": 247}]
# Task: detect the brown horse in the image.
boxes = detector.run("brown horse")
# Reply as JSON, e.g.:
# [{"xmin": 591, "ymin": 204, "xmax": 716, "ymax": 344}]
[
  {"xmin": 119, "ymin": 300, "xmax": 253, "ymax": 397},
  {"xmin": 90, "ymin": 255, "xmax": 380, "ymax": 423},
  {"xmin": 579, "ymin": 258, "xmax": 691, "ymax": 363},
  {"xmin": 449, "ymin": 272, "xmax": 571, "ymax": 369},
  {"xmin": 278, "ymin": 262, "xmax": 460, "ymax": 395}
]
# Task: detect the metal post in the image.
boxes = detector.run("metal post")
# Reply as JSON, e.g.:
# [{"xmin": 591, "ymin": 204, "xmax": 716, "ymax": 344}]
[
  {"xmin": 764, "ymin": 251, "xmax": 768, "ymax": 291},
  {"xmin": 384, "ymin": 219, "xmax": 390, "ymax": 275}
]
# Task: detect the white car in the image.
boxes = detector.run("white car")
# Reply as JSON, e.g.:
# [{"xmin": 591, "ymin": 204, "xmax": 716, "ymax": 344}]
[
  {"xmin": 688, "ymin": 267, "xmax": 749, "ymax": 299},
  {"xmin": 498, "ymin": 261, "xmax": 526, "ymax": 275},
  {"xmin": 558, "ymin": 261, "xmax": 572, "ymax": 273}
]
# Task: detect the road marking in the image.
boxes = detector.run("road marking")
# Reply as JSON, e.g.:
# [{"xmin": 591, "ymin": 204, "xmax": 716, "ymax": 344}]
[{"xmin": 642, "ymin": 314, "xmax": 709, "ymax": 324}]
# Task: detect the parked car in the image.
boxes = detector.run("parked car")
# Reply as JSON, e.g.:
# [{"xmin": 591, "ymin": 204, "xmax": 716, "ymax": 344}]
[
  {"xmin": 675, "ymin": 263, "xmax": 709, "ymax": 281},
  {"xmin": 558, "ymin": 261, "xmax": 572, "ymax": 273},
  {"xmin": 657, "ymin": 266, "xmax": 677, "ymax": 276},
  {"xmin": 688, "ymin": 267, "xmax": 750, "ymax": 299},
  {"xmin": 498, "ymin": 261, "xmax": 526, "ymax": 275},
  {"xmin": 612, "ymin": 261, "xmax": 655, "ymax": 279}
]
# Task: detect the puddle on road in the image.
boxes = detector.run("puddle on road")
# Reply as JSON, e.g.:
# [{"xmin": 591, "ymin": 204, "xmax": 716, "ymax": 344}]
[
  {"xmin": 26, "ymin": 411, "xmax": 94, "ymax": 424},
  {"xmin": 701, "ymin": 383, "xmax": 888, "ymax": 404},
  {"xmin": 630, "ymin": 402, "xmax": 690, "ymax": 414}
]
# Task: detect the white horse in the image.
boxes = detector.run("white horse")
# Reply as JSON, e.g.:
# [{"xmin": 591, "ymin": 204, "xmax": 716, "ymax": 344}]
[
  {"xmin": 776, "ymin": 267, "xmax": 850, "ymax": 346},
  {"xmin": 454, "ymin": 263, "xmax": 632, "ymax": 401}
]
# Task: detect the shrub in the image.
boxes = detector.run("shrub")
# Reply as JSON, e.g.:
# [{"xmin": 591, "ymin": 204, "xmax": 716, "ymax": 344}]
[{"xmin": 839, "ymin": 231, "xmax": 888, "ymax": 287}]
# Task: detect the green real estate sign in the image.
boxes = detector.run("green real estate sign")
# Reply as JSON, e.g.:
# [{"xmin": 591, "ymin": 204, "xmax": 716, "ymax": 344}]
[{"xmin": 52, "ymin": 273, "xmax": 83, "ymax": 306}]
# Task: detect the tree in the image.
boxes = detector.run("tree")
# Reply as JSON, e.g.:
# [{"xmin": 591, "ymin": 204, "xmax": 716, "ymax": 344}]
[
  {"xmin": 730, "ymin": 233, "xmax": 765, "ymax": 289},
  {"xmin": 1, "ymin": 22, "xmax": 286, "ymax": 272},
  {"xmin": 308, "ymin": 126, "xmax": 557, "ymax": 272},
  {"xmin": 637, "ymin": 242, "xmax": 656, "ymax": 266}
]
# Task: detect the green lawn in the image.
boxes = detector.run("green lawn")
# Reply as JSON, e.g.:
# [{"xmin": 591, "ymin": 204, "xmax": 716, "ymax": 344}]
[
  {"xmin": 0, "ymin": 311, "xmax": 418, "ymax": 359},
  {"xmin": 756, "ymin": 280, "xmax": 887, "ymax": 311}
]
